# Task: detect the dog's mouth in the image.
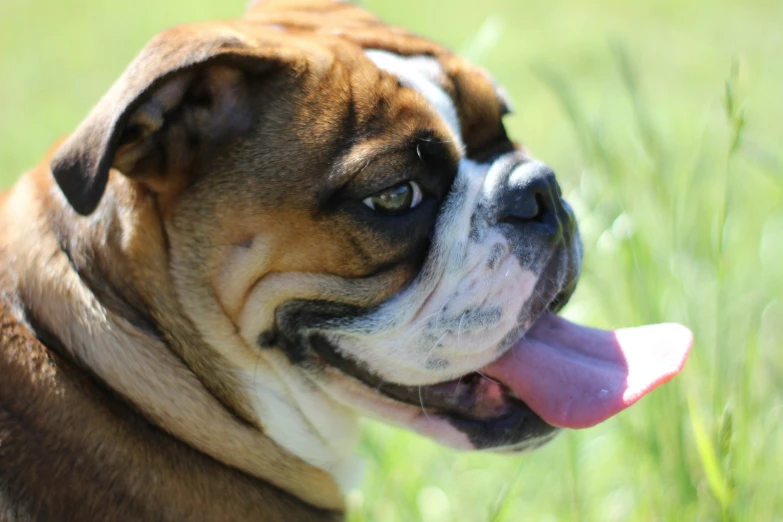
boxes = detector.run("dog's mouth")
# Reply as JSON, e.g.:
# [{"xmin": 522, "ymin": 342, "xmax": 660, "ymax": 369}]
[
  {"xmin": 311, "ymin": 331, "xmax": 554, "ymax": 449},
  {"xmin": 312, "ymin": 305, "xmax": 692, "ymax": 440},
  {"xmin": 312, "ymin": 332, "xmax": 528, "ymax": 421}
]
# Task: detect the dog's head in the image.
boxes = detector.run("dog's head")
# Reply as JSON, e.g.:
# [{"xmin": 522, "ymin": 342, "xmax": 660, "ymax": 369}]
[{"xmin": 48, "ymin": 0, "xmax": 688, "ymax": 483}]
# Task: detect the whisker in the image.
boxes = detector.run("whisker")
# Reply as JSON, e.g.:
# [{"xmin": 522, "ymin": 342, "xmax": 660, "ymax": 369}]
[
  {"xmin": 418, "ymin": 385, "xmax": 432, "ymax": 420},
  {"xmin": 476, "ymin": 370, "xmax": 503, "ymax": 386}
]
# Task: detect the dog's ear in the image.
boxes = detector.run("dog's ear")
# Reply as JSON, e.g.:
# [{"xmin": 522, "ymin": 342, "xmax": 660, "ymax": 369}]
[{"xmin": 51, "ymin": 25, "xmax": 294, "ymax": 215}]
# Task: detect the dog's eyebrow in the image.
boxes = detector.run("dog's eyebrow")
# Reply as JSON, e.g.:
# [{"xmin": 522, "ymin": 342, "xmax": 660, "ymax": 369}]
[
  {"xmin": 311, "ymin": 146, "xmax": 404, "ymax": 210},
  {"xmin": 334, "ymin": 141, "xmax": 407, "ymax": 176},
  {"xmin": 325, "ymin": 141, "xmax": 413, "ymax": 194}
]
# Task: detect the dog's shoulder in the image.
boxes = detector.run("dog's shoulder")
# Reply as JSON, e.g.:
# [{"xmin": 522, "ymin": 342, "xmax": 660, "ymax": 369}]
[
  {"xmin": 0, "ymin": 295, "xmax": 341, "ymax": 522},
  {"xmin": 0, "ymin": 175, "xmax": 342, "ymax": 522}
]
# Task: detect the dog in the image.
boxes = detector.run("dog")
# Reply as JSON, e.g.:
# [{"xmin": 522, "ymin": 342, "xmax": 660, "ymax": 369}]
[{"xmin": 0, "ymin": 1, "xmax": 692, "ymax": 520}]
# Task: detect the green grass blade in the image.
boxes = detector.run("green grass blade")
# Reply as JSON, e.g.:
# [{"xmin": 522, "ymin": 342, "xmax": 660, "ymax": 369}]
[{"xmin": 688, "ymin": 399, "xmax": 731, "ymax": 509}]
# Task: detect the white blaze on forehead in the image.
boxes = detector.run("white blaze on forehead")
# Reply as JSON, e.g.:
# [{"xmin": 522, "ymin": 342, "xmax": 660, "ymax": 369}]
[{"xmin": 364, "ymin": 50, "xmax": 463, "ymax": 147}]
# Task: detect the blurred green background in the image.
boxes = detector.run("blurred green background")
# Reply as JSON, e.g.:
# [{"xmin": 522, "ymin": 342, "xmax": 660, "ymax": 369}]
[{"xmin": 2, "ymin": 0, "xmax": 781, "ymax": 520}]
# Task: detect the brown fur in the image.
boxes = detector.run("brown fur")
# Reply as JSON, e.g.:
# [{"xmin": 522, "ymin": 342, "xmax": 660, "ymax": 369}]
[
  {"xmin": 0, "ymin": 1, "xmax": 513, "ymax": 520},
  {"xmin": 0, "ymin": 297, "xmax": 341, "ymax": 522}
]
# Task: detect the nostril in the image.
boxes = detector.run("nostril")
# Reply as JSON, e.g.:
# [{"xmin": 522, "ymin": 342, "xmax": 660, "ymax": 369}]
[
  {"xmin": 532, "ymin": 193, "xmax": 549, "ymax": 223},
  {"xmin": 500, "ymin": 186, "xmax": 551, "ymax": 224},
  {"xmin": 507, "ymin": 191, "xmax": 541, "ymax": 221}
]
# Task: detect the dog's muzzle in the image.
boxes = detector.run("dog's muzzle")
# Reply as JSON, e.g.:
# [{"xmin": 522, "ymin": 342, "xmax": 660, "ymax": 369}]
[
  {"xmin": 260, "ymin": 141, "xmax": 691, "ymax": 454},
  {"xmin": 478, "ymin": 156, "xmax": 580, "ymax": 316}
]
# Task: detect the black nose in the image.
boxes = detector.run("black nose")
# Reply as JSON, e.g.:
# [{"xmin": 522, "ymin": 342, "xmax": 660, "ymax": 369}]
[{"xmin": 498, "ymin": 161, "xmax": 572, "ymax": 240}]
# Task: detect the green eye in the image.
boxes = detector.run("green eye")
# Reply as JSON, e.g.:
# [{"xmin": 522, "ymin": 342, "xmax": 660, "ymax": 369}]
[{"xmin": 363, "ymin": 181, "xmax": 423, "ymax": 214}]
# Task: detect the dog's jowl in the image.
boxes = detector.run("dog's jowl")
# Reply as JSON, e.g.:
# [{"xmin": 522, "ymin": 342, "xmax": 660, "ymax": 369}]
[{"xmin": 0, "ymin": 1, "xmax": 692, "ymax": 520}]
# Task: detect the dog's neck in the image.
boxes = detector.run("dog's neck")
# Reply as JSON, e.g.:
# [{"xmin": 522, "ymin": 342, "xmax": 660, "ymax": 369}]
[{"xmin": 1, "ymin": 166, "xmax": 347, "ymax": 512}]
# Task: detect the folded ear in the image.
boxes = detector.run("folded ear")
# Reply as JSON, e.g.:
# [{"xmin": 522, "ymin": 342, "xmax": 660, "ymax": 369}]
[{"xmin": 51, "ymin": 24, "xmax": 293, "ymax": 215}]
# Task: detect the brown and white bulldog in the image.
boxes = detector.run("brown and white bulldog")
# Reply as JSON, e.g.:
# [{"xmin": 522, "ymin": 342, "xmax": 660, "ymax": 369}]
[{"xmin": 0, "ymin": 1, "xmax": 692, "ymax": 520}]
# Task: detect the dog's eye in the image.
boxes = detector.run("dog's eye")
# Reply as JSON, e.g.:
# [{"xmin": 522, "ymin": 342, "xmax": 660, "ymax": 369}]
[{"xmin": 363, "ymin": 181, "xmax": 423, "ymax": 214}]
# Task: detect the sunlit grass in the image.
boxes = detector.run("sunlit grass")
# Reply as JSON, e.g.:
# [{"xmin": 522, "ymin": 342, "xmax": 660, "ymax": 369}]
[{"xmin": 1, "ymin": 0, "xmax": 781, "ymax": 520}]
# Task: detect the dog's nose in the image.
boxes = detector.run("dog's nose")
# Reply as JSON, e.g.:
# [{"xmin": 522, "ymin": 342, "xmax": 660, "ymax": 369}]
[{"xmin": 498, "ymin": 161, "xmax": 571, "ymax": 240}]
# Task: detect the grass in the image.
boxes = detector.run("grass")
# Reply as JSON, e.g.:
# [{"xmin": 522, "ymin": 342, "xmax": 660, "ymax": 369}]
[{"xmin": 2, "ymin": 0, "xmax": 782, "ymax": 520}]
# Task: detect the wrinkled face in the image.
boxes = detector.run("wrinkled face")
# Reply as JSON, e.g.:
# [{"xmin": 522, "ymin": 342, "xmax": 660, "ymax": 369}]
[
  {"xmin": 81, "ymin": 4, "xmax": 582, "ymax": 456},
  {"xmin": 175, "ymin": 41, "xmax": 582, "ymax": 451}
]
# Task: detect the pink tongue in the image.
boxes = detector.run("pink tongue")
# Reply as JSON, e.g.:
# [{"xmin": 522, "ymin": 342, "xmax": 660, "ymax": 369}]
[{"xmin": 481, "ymin": 313, "xmax": 692, "ymax": 429}]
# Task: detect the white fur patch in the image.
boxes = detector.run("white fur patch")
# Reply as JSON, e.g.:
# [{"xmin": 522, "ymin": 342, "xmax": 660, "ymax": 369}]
[
  {"xmin": 239, "ymin": 352, "xmax": 363, "ymax": 491},
  {"xmin": 365, "ymin": 50, "xmax": 463, "ymax": 148},
  {"xmin": 316, "ymin": 159, "xmax": 539, "ymax": 385}
]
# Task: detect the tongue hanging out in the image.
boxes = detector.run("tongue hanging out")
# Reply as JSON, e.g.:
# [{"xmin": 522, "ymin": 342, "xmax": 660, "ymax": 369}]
[{"xmin": 481, "ymin": 314, "xmax": 692, "ymax": 429}]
